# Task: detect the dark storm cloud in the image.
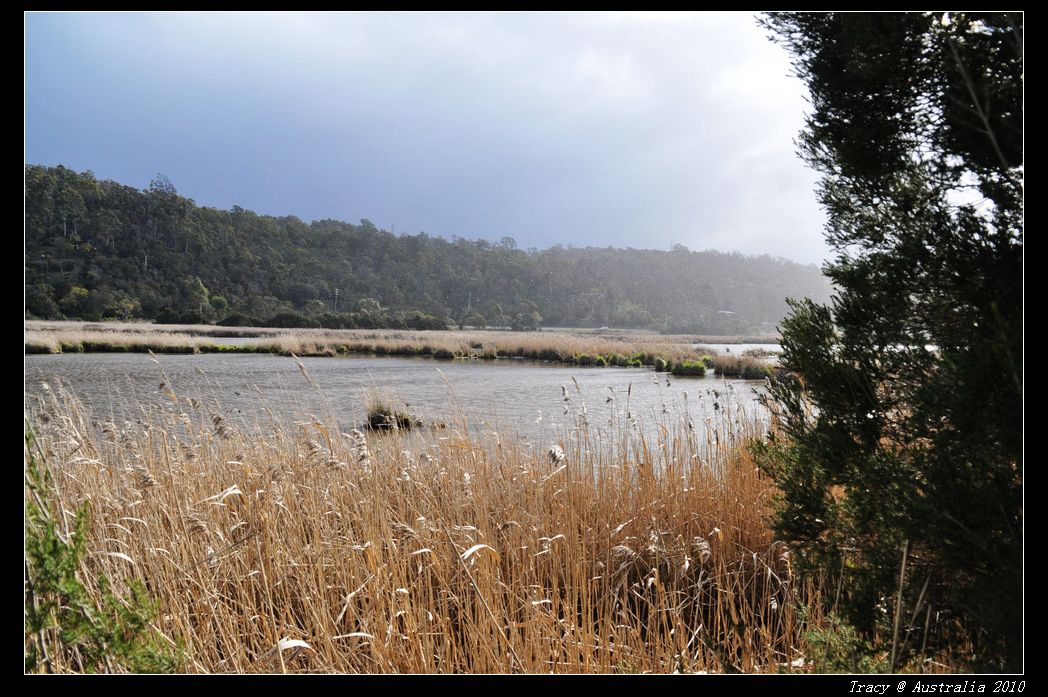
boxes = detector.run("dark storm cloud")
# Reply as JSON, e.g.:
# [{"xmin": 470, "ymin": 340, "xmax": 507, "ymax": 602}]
[{"xmin": 25, "ymin": 11, "xmax": 829, "ymax": 264}]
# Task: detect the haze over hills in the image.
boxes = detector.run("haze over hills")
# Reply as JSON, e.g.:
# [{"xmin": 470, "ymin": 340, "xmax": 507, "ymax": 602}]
[{"xmin": 25, "ymin": 164, "xmax": 832, "ymax": 334}]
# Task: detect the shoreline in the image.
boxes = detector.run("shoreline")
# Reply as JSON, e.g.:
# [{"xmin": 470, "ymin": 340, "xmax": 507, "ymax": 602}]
[{"xmin": 25, "ymin": 323, "xmax": 777, "ymax": 380}]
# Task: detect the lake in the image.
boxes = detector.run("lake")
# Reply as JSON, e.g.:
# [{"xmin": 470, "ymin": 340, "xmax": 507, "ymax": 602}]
[
  {"xmin": 696, "ymin": 343, "xmax": 781, "ymax": 355},
  {"xmin": 24, "ymin": 353, "xmax": 770, "ymax": 449}
]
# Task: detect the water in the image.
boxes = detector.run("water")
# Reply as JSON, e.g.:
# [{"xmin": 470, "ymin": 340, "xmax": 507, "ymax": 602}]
[
  {"xmin": 696, "ymin": 343, "xmax": 781, "ymax": 356},
  {"xmin": 24, "ymin": 353, "xmax": 769, "ymax": 445}
]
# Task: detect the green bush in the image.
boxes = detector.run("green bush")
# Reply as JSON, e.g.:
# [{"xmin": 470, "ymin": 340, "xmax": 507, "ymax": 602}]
[
  {"xmin": 218, "ymin": 313, "xmax": 260, "ymax": 327},
  {"xmin": 670, "ymin": 360, "xmax": 706, "ymax": 377},
  {"xmin": 317, "ymin": 312, "xmax": 358, "ymax": 329},
  {"xmin": 265, "ymin": 312, "xmax": 319, "ymax": 328},
  {"xmin": 803, "ymin": 611, "xmax": 887, "ymax": 673},
  {"xmin": 24, "ymin": 430, "xmax": 181, "ymax": 673}
]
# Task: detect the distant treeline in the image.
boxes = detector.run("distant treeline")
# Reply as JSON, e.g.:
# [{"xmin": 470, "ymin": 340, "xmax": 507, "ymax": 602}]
[{"xmin": 25, "ymin": 165, "xmax": 832, "ymax": 332}]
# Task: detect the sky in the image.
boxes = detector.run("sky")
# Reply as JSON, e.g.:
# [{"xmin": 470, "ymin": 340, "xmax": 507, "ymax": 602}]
[{"xmin": 25, "ymin": 11, "xmax": 831, "ymax": 265}]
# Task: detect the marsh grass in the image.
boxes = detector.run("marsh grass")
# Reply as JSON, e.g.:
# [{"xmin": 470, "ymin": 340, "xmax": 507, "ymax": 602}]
[
  {"xmin": 24, "ymin": 330, "xmax": 202, "ymax": 355},
  {"xmin": 709, "ymin": 355, "xmax": 773, "ymax": 380},
  {"xmin": 26, "ymin": 322, "xmax": 739, "ymax": 371},
  {"xmin": 24, "ymin": 366, "xmax": 824, "ymax": 674}
]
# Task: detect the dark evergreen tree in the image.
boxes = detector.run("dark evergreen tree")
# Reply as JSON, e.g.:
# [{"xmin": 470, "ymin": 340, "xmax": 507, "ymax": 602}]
[{"xmin": 758, "ymin": 12, "xmax": 1022, "ymax": 670}]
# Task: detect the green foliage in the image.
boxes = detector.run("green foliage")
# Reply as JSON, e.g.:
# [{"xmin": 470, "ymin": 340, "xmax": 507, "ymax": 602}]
[
  {"xmin": 316, "ymin": 312, "xmax": 357, "ymax": 329},
  {"xmin": 25, "ymin": 165, "xmax": 831, "ymax": 333},
  {"xmin": 25, "ymin": 284, "xmax": 61, "ymax": 319},
  {"xmin": 804, "ymin": 611, "xmax": 888, "ymax": 674},
  {"xmin": 265, "ymin": 311, "xmax": 320, "ymax": 328},
  {"xmin": 760, "ymin": 12, "xmax": 1022, "ymax": 670},
  {"xmin": 670, "ymin": 360, "xmax": 706, "ymax": 377},
  {"xmin": 465, "ymin": 312, "xmax": 488, "ymax": 328},
  {"xmin": 403, "ymin": 312, "xmax": 443, "ymax": 330},
  {"xmin": 653, "ymin": 357, "xmax": 669, "ymax": 372},
  {"xmin": 24, "ymin": 429, "xmax": 181, "ymax": 673},
  {"xmin": 631, "ymin": 352, "xmax": 654, "ymax": 366}
]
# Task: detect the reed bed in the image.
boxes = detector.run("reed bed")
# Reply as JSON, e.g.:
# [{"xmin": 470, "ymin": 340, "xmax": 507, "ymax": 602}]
[
  {"xmin": 25, "ymin": 320, "xmax": 278, "ymax": 338},
  {"xmin": 27, "ymin": 323, "xmax": 779, "ymax": 381},
  {"xmin": 26, "ymin": 321, "xmax": 780, "ymax": 346},
  {"xmin": 24, "ymin": 368, "xmax": 821, "ymax": 674},
  {"xmin": 708, "ymin": 354, "xmax": 773, "ymax": 380},
  {"xmin": 24, "ymin": 329, "xmax": 203, "ymax": 355},
  {"xmin": 258, "ymin": 329, "xmax": 709, "ymax": 364}
]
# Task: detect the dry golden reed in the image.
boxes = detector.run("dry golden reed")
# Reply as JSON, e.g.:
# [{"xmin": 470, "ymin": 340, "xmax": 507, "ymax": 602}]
[
  {"xmin": 25, "ymin": 375, "xmax": 818, "ymax": 674},
  {"xmin": 25, "ymin": 320, "xmax": 756, "ymax": 367}
]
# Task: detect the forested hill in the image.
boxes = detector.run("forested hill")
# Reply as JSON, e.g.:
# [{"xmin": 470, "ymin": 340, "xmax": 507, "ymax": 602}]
[{"xmin": 25, "ymin": 164, "xmax": 832, "ymax": 333}]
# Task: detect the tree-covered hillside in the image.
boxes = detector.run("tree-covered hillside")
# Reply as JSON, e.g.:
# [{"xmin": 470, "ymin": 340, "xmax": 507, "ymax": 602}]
[{"xmin": 25, "ymin": 164, "xmax": 832, "ymax": 332}]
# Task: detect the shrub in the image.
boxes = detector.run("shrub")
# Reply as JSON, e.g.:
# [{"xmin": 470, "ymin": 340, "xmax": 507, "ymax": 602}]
[
  {"xmin": 217, "ymin": 313, "xmax": 260, "ymax": 327},
  {"xmin": 670, "ymin": 360, "xmax": 706, "ymax": 377},
  {"xmin": 318, "ymin": 312, "xmax": 358, "ymax": 329},
  {"xmin": 265, "ymin": 312, "xmax": 319, "ymax": 328},
  {"xmin": 24, "ymin": 430, "xmax": 181, "ymax": 673}
]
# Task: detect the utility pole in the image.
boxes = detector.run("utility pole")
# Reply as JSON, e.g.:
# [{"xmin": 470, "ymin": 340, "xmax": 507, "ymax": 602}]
[{"xmin": 333, "ymin": 288, "xmax": 340, "ymax": 313}]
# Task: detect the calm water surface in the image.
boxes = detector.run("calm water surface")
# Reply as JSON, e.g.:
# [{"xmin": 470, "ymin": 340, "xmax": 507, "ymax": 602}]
[
  {"xmin": 697, "ymin": 343, "xmax": 781, "ymax": 355},
  {"xmin": 24, "ymin": 353, "xmax": 769, "ymax": 445}
]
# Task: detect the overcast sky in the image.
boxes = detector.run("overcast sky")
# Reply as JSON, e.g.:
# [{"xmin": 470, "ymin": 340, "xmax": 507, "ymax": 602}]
[{"xmin": 25, "ymin": 11, "xmax": 831, "ymax": 265}]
